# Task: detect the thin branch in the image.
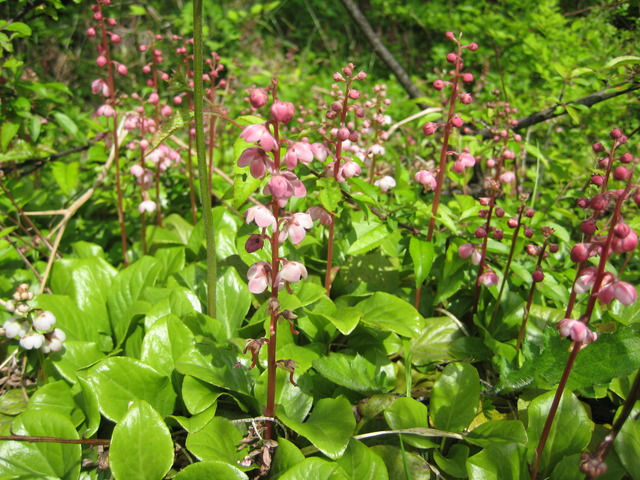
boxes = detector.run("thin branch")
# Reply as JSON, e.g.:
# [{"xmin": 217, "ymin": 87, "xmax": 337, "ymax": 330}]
[{"xmin": 0, "ymin": 434, "xmax": 110, "ymax": 446}]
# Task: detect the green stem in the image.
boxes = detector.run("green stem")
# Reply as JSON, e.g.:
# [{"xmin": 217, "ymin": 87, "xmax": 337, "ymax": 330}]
[{"xmin": 193, "ymin": 0, "xmax": 217, "ymax": 318}]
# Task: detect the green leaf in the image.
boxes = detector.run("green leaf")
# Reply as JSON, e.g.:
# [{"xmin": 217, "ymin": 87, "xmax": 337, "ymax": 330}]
[
  {"xmin": 216, "ymin": 267, "xmax": 251, "ymax": 338},
  {"xmin": 409, "ymin": 237, "xmax": 435, "ymax": 287},
  {"xmin": 0, "ymin": 389, "xmax": 27, "ymax": 416},
  {"xmin": 33, "ymin": 294, "xmax": 105, "ymax": 346},
  {"xmin": 81, "ymin": 356, "xmax": 176, "ymax": 422},
  {"xmin": 254, "ymin": 369, "xmax": 312, "ymax": 423},
  {"xmin": 110, "ymin": 401, "xmax": 174, "ymax": 480},
  {"xmin": 176, "ymin": 344, "xmax": 256, "ymax": 397},
  {"xmin": 312, "ymin": 353, "xmax": 395, "ymax": 395},
  {"xmin": 277, "ymin": 396, "xmax": 356, "ymax": 460},
  {"xmin": 141, "ymin": 315, "xmax": 196, "ymax": 378},
  {"xmin": 26, "ymin": 380, "xmax": 84, "ymax": 427},
  {"xmin": 430, "ymin": 363, "xmax": 480, "ymax": 432},
  {"xmin": 434, "ymin": 444, "xmax": 469, "ymax": 478},
  {"xmin": 278, "ymin": 458, "xmax": 349, "ymax": 480},
  {"xmin": 51, "ymin": 160, "xmax": 79, "ymax": 196},
  {"xmin": 52, "ymin": 111, "xmax": 79, "ymax": 139},
  {"xmin": 317, "ymin": 177, "xmax": 342, "ymax": 212},
  {"xmin": 336, "ymin": 440, "xmax": 389, "ymax": 480},
  {"xmin": 271, "ymin": 437, "xmax": 305, "ymax": 479},
  {"xmin": 466, "ymin": 443, "xmax": 527, "ymax": 480},
  {"xmin": 411, "ymin": 317, "xmax": 464, "ymax": 365},
  {"xmin": 3, "ymin": 22, "xmax": 31, "ymax": 36},
  {"xmin": 174, "ymin": 461, "xmax": 249, "ymax": 480},
  {"xmin": 107, "ymin": 256, "xmax": 162, "ymax": 347},
  {"xmin": 1, "ymin": 121, "xmax": 20, "ymax": 152},
  {"xmin": 604, "ymin": 55, "xmax": 640, "ymax": 69},
  {"xmin": 0, "ymin": 410, "xmax": 81, "ymax": 480},
  {"xmin": 614, "ymin": 407, "xmax": 640, "ymax": 479},
  {"xmin": 49, "ymin": 341, "xmax": 105, "ymax": 383},
  {"xmin": 186, "ymin": 416, "xmax": 246, "ymax": 466},
  {"xmin": 181, "ymin": 376, "xmax": 222, "ymax": 415},
  {"xmin": 526, "ymin": 390, "xmax": 593, "ymax": 477},
  {"xmin": 347, "ymin": 224, "xmax": 396, "ymax": 255},
  {"xmin": 356, "ymin": 292, "xmax": 424, "ymax": 338},
  {"xmin": 149, "ymin": 108, "xmax": 193, "ymax": 152},
  {"xmin": 384, "ymin": 397, "xmax": 435, "ymax": 449},
  {"xmin": 370, "ymin": 445, "xmax": 431, "ymax": 480},
  {"xmin": 465, "ymin": 420, "xmax": 527, "ymax": 447}
]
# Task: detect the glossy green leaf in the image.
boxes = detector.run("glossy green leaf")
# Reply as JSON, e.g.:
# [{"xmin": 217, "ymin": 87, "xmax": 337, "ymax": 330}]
[
  {"xmin": 0, "ymin": 410, "xmax": 81, "ymax": 480},
  {"xmin": 614, "ymin": 407, "xmax": 640, "ymax": 479},
  {"xmin": 49, "ymin": 341, "xmax": 105, "ymax": 383},
  {"xmin": 465, "ymin": 420, "xmax": 527, "ymax": 447},
  {"xmin": 0, "ymin": 389, "xmax": 27, "ymax": 416},
  {"xmin": 141, "ymin": 314, "xmax": 196, "ymax": 378},
  {"xmin": 82, "ymin": 356, "xmax": 176, "ymax": 422},
  {"xmin": 186, "ymin": 416, "xmax": 246, "ymax": 466},
  {"xmin": 52, "ymin": 111, "xmax": 79, "ymax": 139},
  {"xmin": 371, "ymin": 445, "xmax": 431, "ymax": 480},
  {"xmin": 181, "ymin": 376, "xmax": 222, "ymax": 415},
  {"xmin": 434, "ymin": 444, "xmax": 469, "ymax": 478},
  {"xmin": 312, "ymin": 353, "xmax": 395, "ymax": 395},
  {"xmin": 604, "ymin": 55, "xmax": 640, "ymax": 69},
  {"xmin": 411, "ymin": 317, "xmax": 464, "ymax": 365},
  {"xmin": 76, "ymin": 376, "xmax": 101, "ymax": 437},
  {"xmin": 174, "ymin": 461, "xmax": 249, "ymax": 480},
  {"xmin": 466, "ymin": 443, "xmax": 527, "ymax": 480},
  {"xmin": 3, "ymin": 22, "xmax": 31, "ymax": 36},
  {"xmin": 409, "ymin": 237, "xmax": 435, "ymax": 287},
  {"xmin": 277, "ymin": 396, "xmax": 356, "ymax": 460},
  {"xmin": 216, "ymin": 267, "xmax": 251, "ymax": 338},
  {"xmin": 347, "ymin": 224, "xmax": 395, "ymax": 255},
  {"xmin": 384, "ymin": 397, "xmax": 435, "ymax": 449},
  {"xmin": 51, "ymin": 161, "xmax": 79, "ymax": 196},
  {"xmin": 336, "ymin": 440, "xmax": 389, "ymax": 480},
  {"xmin": 254, "ymin": 369, "xmax": 312, "ymax": 423},
  {"xmin": 356, "ymin": 292, "xmax": 424, "ymax": 338},
  {"xmin": 279, "ymin": 458, "xmax": 349, "ymax": 480},
  {"xmin": 110, "ymin": 401, "xmax": 174, "ymax": 480},
  {"xmin": 26, "ymin": 380, "xmax": 84, "ymax": 427},
  {"xmin": 430, "ymin": 363, "xmax": 480, "ymax": 432},
  {"xmin": 1, "ymin": 121, "xmax": 20, "ymax": 152},
  {"xmin": 526, "ymin": 390, "xmax": 593, "ymax": 477},
  {"xmin": 107, "ymin": 256, "xmax": 162, "ymax": 347},
  {"xmin": 176, "ymin": 344, "xmax": 256, "ymax": 396},
  {"xmin": 271, "ymin": 437, "xmax": 305, "ymax": 479}
]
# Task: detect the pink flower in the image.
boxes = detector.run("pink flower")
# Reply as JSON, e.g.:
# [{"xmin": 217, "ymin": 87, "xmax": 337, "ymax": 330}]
[
  {"xmin": 238, "ymin": 147, "xmax": 272, "ymax": 179},
  {"xmin": 148, "ymin": 92, "xmax": 160, "ymax": 105},
  {"xmin": 279, "ymin": 212, "xmax": 313, "ymax": 245},
  {"xmin": 478, "ymin": 271, "xmax": 499, "ymax": 287},
  {"xmin": 276, "ymin": 261, "xmax": 308, "ymax": 285},
  {"xmin": 247, "ymin": 262, "xmax": 272, "ymax": 294},
  {"xmin": 284, "ymin": 142, "xmax": 314, "ymax": 169},
  {"xmin": 307, "ymin": 206, "xmax": 332, "ymax": 225},
  {"xmin": 310, "ymin": 143, "xmax": 331, "ymax": 162},
  {"xmin": 138, "ymin": 200, "xmax": 157, "ymax": 213},
  {"xmin": 249, "ymin": 88, "xmax": 268, "ymax": 109},
  {"xmin": 499, "ymin": 171, "xmax": 516, "ymax": 183},
  {"xmin": 245, "ymin": 205, "xmax": 276, "ymax": 230},
  {"xmin": 458, "ymin": 243, "xmax": 481, "ymax": 265},
  {"xmin": 558, "ymin": 318, "xmax": 597, "ymax": 346},
  {"xmin": 96, "ymin": 104, "xmax": 115, "ymax": 117},
  {"xmin": 614, "ymin": 282, "xmax": 637, "ymax": 306},
  {"xmin": 415, "ymin": 170, "xmax": 437, "ymax": 190},
  {"xmin": 611, "ymin": 228, "xmax": 637, "ymax": 253},
  {"xmin": 328, "ymin": 160, "xmax": 361, "ymax": 183},
  {"xmin": 240, "ymin": 124, "xmax": 278, "ymax": 151},
  {"xmin": 91, "ymin": 79, "xmax": 110, "ymax": 97},
  {"xmin": 574, "ymin": 266, "xmax": 597, "ymax": 294},
  {"xmin": 270, "ymin": 101, "xmax": 295, "ymax": 124},
  {"xmin": 374, "ymin": 176, "xmax": 396, "ymax": 193}
]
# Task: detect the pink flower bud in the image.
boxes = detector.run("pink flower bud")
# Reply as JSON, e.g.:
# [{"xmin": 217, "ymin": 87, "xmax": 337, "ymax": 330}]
[
  {"xmin": 507, "ymin": 218, "xmax": 518, "ymax": 228},
  {"xmin": 619, "ymin": 152, "xmax": 633, "ymax": 164},
  {"xmin": 590, "ymin": 174, "xmax": 604, "ymax": 186},
  {"xmin": 468, "ymin": 43, "xmax": 479, "ymax": 51},
  {"xmin": 110, "ymin": 33, "xmax": 121, "ymax": 43},
  {"xmin": 570, "ymin": 243, "xmax": 589, "ymax": 263},
  {"xmin": 446, "ymin": 53, "xmax": 458, "ymax": 63},
  {"xmin": 493, "ymin": 229, "xmax": 504, "ymax": 240},
  {"xmin": 245, "ymin": 234, "xmax": 264, "ymax": 253},
  {"xmin": 613, "ymin": 166, "xmax": 631, "ymax": 181},
  {"xmin": 96, "ymin": 55, "xmax": 108, "ymax": 68},
  {"xmin": 148, "ymin": 92, "xmax": 159, "ymax": 105},
  {"xmin": 87, "ymin": 27, "xmax": 96, "ymax": 37},
  {"xmin": 592, "ymin": 142, "xmax": 605, "ymax": 153},
  {"xmin": 173, "ymin": 95, "xmax": 183, "ymax": 105},
  {"xmin": 495, "ymin": 208, "xmax": 505, "ymax": 218},
  {"xmin": 348, "ymin": 89, "xmax": 361, "ymax": 99},
  {"xmin": 423, "ymin": 122, "xmax": 437, "ymax": 135},
  {"xmin": 459, "ymin": 92, "xmax": 472, "ymax": 104},
  {"xmin": 458, "ymin": 243, "xmax": 475, "ymax": 259},
  {"xmin": 532, "ymin": 269, "xmax": 544, "ymax": 283},
  {"xmin": 270, "ymin": 101, "xmax": 295, "ymax": 124},
  {"xmin": 524, "ymin": 227, "xmax": 534, "ymax": 238},
  {"xmin": 433, "ymin": 79, "xmax": 445, "ymax": 90},
  {"xmin": 161, "ymin": 105, "xmax": 172, "ymax": 117},
  {"xmin": 117, "ymin": 64, "xmax": 128, "ymax": 75},
  {"xmin": 589, "ymin": 194, "xmax": 608, "ymax": 211},
  {"xmin": 581, "ymin": 219, "xmax": 597, "ymax": 235},
  {"xmin": 336, "ymin": 127, "xmax": 350, "ymax": 141},
  {"xmin": 614, "ymin": 282, "xmax": 637, "ymax": 306},
  {"xmin": 142, "ymin": 64, "xmax": 152, "ymax": 74},
  {"xmin": 475, "ymin": 227, "xmax": 487, "ymax": 238},
  {"xmin": 249, "ymin": 88, "xmax": 268, "ymax": 109},
  {"xmin": 451, "ymin": 116, "xmax": 463, "ymax": 128},
  {"xmin": 445, "ymin": 32, "xmax": 455, "ymax": 40},
  {"xmin": 267, "ymin": 175, "xmax": 292, "ymax": 200},
  {"xmin": 478, "ymin": 271, "xmax": 499, "ymax": 287},
  {"xmin": 610, "ymin": 128, "xmax": 623, "ymax": 140},
  {"xmin": 414, "ymin": 170, "xmax": 437, "ymax": 190},
  {"xmin": 462, "ymin": 73, "xmax": 474, "ymax": 83}
]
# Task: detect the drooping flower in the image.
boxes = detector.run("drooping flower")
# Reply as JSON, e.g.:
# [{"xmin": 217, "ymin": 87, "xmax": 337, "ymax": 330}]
[
  {"xmin": 247, "ymin": 262, "xmax": 272, "ymax": 294},
  {"xmin": 33, "ymin": 311, "xmax": 56, "ymax": 332},
  {"xmin": 276, "ymin": 261, "xmax": 308, "ymax": 286},
  {"xmin": 279, "ymin": 213, "xmax": 313, "ymax": 245},
  {"xmin": 284, "ymin": 142, "xmax": 314, "ymax": 169},
  {"xmin": 374, "ymin": 176, "xmax": 396, "ymax": 193},
  {"xmin": 307, "ymin": 206, "xmax": 332, "ymax": 226},
  {"xmin": 245, "ymin": 205, "xmax": 276, "ymax": 230},
  {"xmin": 238, "ymin": 147, "xmax": 272, "ymax": 179},
  {"xmin": 240, "ymin": 124, "xmax": 278, "ymax": 151},
  {"xmin": 415, "ymin": 170, "xmax": 437, "ymax": 190}
]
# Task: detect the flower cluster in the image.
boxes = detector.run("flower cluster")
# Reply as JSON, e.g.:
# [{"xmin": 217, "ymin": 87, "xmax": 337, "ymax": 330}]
[{"xmin": 2, "ymin": 284, "xmax": 66, "ymax": 354}]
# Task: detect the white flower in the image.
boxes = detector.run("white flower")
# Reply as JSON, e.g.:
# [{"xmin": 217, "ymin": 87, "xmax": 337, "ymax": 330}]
[
  {"xmin": 374, "ymin": 176, "xmax": 396, "ymax": 193},
  {"xmin": 33, "ymin": 311, "xmax": 56, "ymax": 332},
  {"xmin": 3, "ymin": 318, "xmax": 28, "ymax": 339},
  {"xmin": 138, "ymin": 200, "xmax": 157, "ymax": 213},
  {"xmin": 20, "ymin": 332, "xmax": 45, "ymax": 350}
]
